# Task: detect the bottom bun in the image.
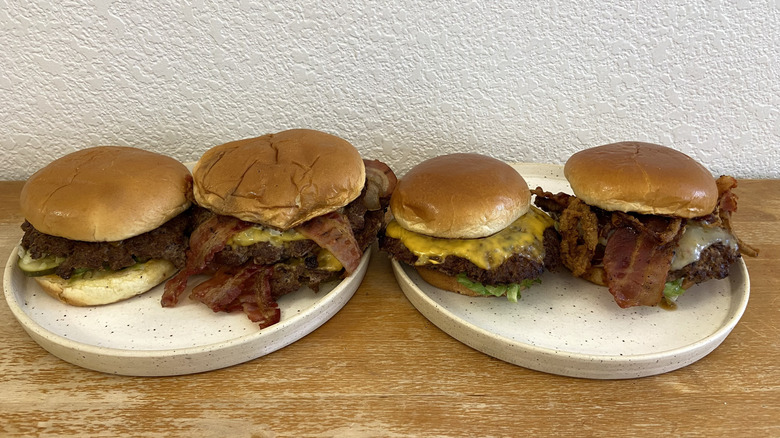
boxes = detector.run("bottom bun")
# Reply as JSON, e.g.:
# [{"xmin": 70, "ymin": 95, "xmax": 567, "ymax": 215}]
[
  {"xmin": 35, "ymin": 259, "xmax": 178, "ymax": 306},
  {"xmin": 415, "ymin": 267, "xmax": 482, "ymax": 297}
]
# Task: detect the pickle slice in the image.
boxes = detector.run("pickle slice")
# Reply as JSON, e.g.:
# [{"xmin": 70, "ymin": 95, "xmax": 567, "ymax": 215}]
[{"xmin": 17, "ymin": 248, "xmax": 65, "ymax": 277}]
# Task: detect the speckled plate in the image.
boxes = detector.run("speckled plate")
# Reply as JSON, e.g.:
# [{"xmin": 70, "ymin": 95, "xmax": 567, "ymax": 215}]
[
  {"xmin": 392, "ymin": 163, "xmax": 750, "ymax": 379},
  {"xmin": 3, "ymin": 246, "xmax": 370, "ymax": 376}
]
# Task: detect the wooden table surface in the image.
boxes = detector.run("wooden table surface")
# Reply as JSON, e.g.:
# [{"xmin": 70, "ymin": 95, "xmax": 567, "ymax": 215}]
[{"xmin": 1, "ymin": 179, "xmax": 778, "ymax": 437}]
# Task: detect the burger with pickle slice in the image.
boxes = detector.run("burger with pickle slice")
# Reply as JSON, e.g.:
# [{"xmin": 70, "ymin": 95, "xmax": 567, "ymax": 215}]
[{"xmin": 17, "ymin": 146, "xmax": 193, "ymax": 306}]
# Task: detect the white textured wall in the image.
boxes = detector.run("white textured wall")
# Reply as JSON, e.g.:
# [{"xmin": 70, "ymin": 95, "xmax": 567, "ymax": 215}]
[{"xmin": 1, "ymin": 1, "xmax": 778, "ymax": 181}]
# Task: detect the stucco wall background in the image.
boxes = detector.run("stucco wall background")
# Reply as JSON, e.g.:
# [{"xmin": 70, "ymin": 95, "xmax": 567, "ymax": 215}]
[{"xmin": 1, "ymin": 1, "xmax": 778, "ymax": 181}]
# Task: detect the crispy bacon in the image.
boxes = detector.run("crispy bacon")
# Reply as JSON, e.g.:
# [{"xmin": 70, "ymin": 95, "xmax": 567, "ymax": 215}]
[
  {"xmin": 533, "ymin": 176, "xmax": 755, "ymax": 308},
  {"xmin": 237, "ymin": 267, "xmax": 280, "ymax": 327},
  {"xmin": 297, "ymin": 211, "xmax": 362, "ymax": 274},
  {"xmin": 191, "ymin": 264, "xmax": 280, "ymax": 328},
  {"xmin": 162, "ymin": 214, "xmax": 251, "ymax": 307},
  {"xmin": 163, "ymin": 208, "xmax": 364, "ymax": 326},
  {"xmin": 603, "ymin": 219, "xmax": 683, "ymax": 308},
  {"xmin": 161, "ymin": 213, "xmax": 284, "ymax": 327},
  {"xmin": 161, "ymin": 159, "xmax": 394, "ymax": 327},
  {"xmin": 714, "ymin": 175, "xmax": 759, "ymax": 257}
]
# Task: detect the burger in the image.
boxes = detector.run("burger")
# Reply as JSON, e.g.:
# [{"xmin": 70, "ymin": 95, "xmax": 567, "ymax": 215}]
[
  {"xmin": 380, "ymin": 153, "xmax": 561, "ymax": 301},
  {"xmin": 17, "ymin": 146, "xmax": 193, "ymax": 306},
  {"xmin": 532, "ymin": 141, "xmax": 758, "ymax": 308},
  {"xmin": 162, "ymin": 129, "xmax": 396, "ymax": 328}
]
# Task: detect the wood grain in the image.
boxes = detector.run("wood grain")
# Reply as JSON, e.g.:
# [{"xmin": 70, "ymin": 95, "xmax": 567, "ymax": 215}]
[{"xmin": 1, "ymin": 180, "xmax": 778, "ymax": 437}]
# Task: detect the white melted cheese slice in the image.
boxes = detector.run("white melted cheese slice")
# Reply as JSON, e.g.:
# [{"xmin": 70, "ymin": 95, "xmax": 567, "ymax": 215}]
[{"xmin": 670, "ymin": 223, "xmax": 737, "ymax": 271}]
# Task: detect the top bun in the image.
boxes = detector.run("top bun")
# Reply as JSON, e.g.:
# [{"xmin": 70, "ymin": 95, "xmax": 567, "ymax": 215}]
[
  {"xmin": 192, "ymin": 129, "xmax": 366, "ymax": 230},
  {"xmin": 20, "ymin": 146, "xmax": 192, "ymax": 242},
  {"xmin": 564, "ymin": 141, "xmax": 718, "ymax": 218},
  {"xmin": 390, "ymin": 153, "xmax": 530, "ymax": 239}
]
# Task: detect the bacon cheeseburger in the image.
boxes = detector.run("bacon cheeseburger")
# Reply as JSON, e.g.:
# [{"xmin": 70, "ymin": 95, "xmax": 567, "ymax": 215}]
[
  {"xmin": 533, "ymin": 141, "xmax": 758, "ymax": 308},
  {"xmin": 380, "ymin": 153, "xmax": 560, "ymax": 302},
  {"xmin": 162, "ymin": 129, "xmax": 396, "ymax": 328},
  {"xmin": 17, "ymin": 146, "xmax": 193, "ymax": 306}
]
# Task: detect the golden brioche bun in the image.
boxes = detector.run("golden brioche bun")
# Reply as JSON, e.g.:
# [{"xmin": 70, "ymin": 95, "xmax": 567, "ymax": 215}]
[
  {"xmin": 564, "ymin": 142, "xmax": 718, "ymax": 218},
  {"xmin": 390, "ymin": 153, "xmax": 530, "ymax": 239},
  {"xmin": 192, "ymin": 129, "xmax": 366, "ymax": 230},
  {"xmin": 415, "ymin": 267, "xmax": 482, "ymax": 297},
  {"xmin": 35, "ymin": 259, "xmax": 178, "ymax": 306},
  {"xmin": 20, "ymin": 146, "xmax": 192, "ymax": 242}
]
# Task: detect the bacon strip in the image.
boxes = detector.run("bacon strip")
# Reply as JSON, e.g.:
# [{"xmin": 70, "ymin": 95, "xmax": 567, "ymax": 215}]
[
  {"xmin": 190, "ymin": 264, "xmax": 280, "ymax": 328},
  {"xmin": 603, "ymin": 225, "xmax": 681, "ymax": 308},
  {"xmin": 236, "ymin": 267, "xmax": 280, "ymax": 327},
  {"xmin": 714, "ymin": 175, "xmax": 759, "ymax": 257},
  {"xmin": 296, "ymin": 211, "xmax": 362, "ymax": 274},
  {"xmin": 162, "ymin": 214, "xmax": 251, "ymax": 307}
]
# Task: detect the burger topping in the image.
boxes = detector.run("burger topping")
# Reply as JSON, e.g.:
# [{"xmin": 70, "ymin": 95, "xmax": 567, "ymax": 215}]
[
  {"xmin": 602, "ymin": 217, "xmax": 684, "ymax": 307},
  {"xmin": 189, "ymin": 264, "xmax": 280, "ymax": 328},
  {"xmin": 296, "ymin": 210, "xmax": 362, "ymax": 274},
  {"xmin": 384, "ymin": 205, "xmax": 554, "ymax": 270},
  {"xmin": 532, "ymin": 174, "xmax": 757, "ymax": 308},
  {"xmin": 162, "ymin": 213, "xmax": 251, "ymax": 307},
  {"xmin": 670, "ymin": 224, "xmax": 737, "ymax": 271},
  {"xmin": 228, "ymin": 226, "xmax": 307, "ymax": 246},
  {"xmin": 19, "ymin": 213, "xmax": 191, "ymax": 280},
  {"xmin": 17, "ymin": 249, "xmax": 66, "ymax": 277},
  {"xmin": 162, "ymin": 201, "xmax": 372, "ymax": 327}
]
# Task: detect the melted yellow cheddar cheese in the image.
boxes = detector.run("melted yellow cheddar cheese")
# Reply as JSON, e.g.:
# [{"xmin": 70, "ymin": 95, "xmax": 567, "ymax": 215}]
[
  {"xmin": 228, "ymin": 225, "xmax": 307, "ymax": 247},
  {"xmin": 228, "ymin": 225, "xmax": 343, "ymax": 271},
  {"xmin": 317, "ymin": 249, "xmax": 344, "ymax": 271},
  {"xmin": 385, "ymin": 205, "xmax": 554, "ymax": 270}
]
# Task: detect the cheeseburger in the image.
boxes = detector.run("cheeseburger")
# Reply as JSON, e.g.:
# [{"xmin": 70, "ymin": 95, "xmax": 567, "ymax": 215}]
[
  {"xmin": 162, "ymin": 129, "xmax": 396, "ymax": 328},
  {"xmin": 380, "ymin": 153, "xmax": 560, "ymax": 301},
  {"xmin": 532, "ymin": 141, "xmax": 758, "ymax": 308},
  {"xmin": 17, "ymin": 146, "xmax": 193, "ymax": 306}
]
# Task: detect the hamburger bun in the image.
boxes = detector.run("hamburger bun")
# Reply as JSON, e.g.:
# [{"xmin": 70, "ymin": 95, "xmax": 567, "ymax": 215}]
[
  {"xmin": 415, "ymin": 267, "xmax": 481, "ymax": 297},
  {"xmin": 564, "ymin": 141, "xmax": 718, "ymax": 218},
  {"xmin": 34, "ymin": 259, "xmax": 178, "ymax": 306},
  {"xmin": 192, "ymin": 129, "xmax": 366, "ymax": 230},
  {"xmin": 390, "ymin": 153, "xmax": 530, "ymax": 239},
  {"xmin": 20, "ymin": 146, "xmax": 192, "ymax": 242}
]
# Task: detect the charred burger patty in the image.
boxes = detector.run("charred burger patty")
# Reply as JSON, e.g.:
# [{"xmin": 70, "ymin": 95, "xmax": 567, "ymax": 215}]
[
  {"xmin": 20, "ymin": 214, "xmax": 190, "ymax": 280},
  {"xmin": 381, "ymin": 226, "xmax": 560, "ymax": 286},
  {"xmin": 194, "ymin": 187, "xmax": 387, "ymax": 299}
]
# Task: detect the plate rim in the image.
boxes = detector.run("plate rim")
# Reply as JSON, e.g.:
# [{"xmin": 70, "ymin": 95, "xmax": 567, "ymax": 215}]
[
  {"xmin": 391, "ymin": 162, "xmax": 751, "ymax": 379},
  {"xmin": 394, "ymin": 251, "xmax": 749, "ymax": 379},
  {"xmin": 3, "ymin": 244, "xmax": 370, "ymax": 374}
]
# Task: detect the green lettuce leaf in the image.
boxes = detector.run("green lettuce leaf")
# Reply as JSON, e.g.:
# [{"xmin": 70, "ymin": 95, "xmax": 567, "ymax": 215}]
[
  {"xmin": 663, "ymin": 278, "xmax": 686, "ymax": 302},
  {"xmin": 456, "ymin": 273, "xmax": 541, "ymax": 303}
]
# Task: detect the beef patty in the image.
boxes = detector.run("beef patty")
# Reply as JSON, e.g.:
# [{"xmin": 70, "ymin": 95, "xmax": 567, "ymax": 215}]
[
  {"xmin": 380, "ymin": 226, "xmax": 561, "ymax": 285},
  {"xmin": 20, "ymin": 210, "xmax": 193, "ymax": 279}
]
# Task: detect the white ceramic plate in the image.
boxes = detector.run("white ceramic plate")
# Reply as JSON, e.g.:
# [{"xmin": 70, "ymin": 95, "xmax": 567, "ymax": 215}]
[
  {"xmin": 392, "ymin": 163, "xmax": 750, "ymax": 379},
  {"xmin": 4, "ymin": 246, "xmax": 370, "ymax": 376}
]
